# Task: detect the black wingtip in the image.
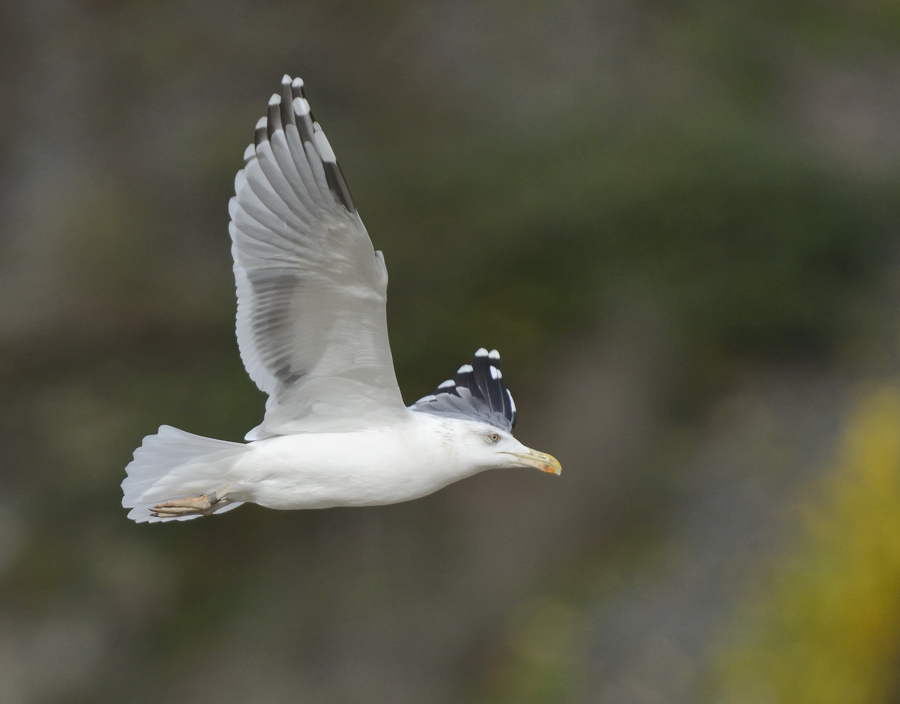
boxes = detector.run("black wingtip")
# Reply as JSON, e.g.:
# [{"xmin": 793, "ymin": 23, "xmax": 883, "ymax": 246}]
[
  {"xmin": 322, "ymin": 160, "xmax": 357, "ymax": 214},
  {"xmin": 454, "ymin": 362, "xmax": 484, "ymax": 402},
  {"xmin": 410, "ymin": 349, "xmax": 517, "ymax": 432},
  {"xmin": 266, "ymin": 95, "xmax": 283, "ymax": 140},
  {"xmin": 262, "ymin": 75, "xmax": 356, "ymax": 214},
  {"xmin": 280, "ymin": 77, "xmax": 296, "ymax": 128},
  {"xmin": 472, "ymin": 348, "xmax": 504, "ymax": 412},
  {"xmin": 254, "ymin": 117, "xmax": 267, "ymax": 147},
  {"xmin": 291, "ymin": 76, "xmax": 306, "ymax": 101},
  {"xmin": 288, "ymin": 77, "xmax": 315, "ymax": 121}
]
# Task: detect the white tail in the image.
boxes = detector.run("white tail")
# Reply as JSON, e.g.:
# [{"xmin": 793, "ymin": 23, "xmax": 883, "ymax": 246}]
[{"xmin": 122, "ymin": 425, "xmax": 251, "ymax": 523}]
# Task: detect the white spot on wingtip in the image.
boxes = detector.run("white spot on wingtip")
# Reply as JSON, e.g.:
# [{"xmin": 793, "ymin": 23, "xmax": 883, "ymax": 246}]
[
  {"xmin": 269, "ymin": 94, "xmax": 281, "ymax": 106},
  {"xmin": 282, "ymin": 74, "xmax": 292, "ymax": 84},
  {"xmin": 292, "ymin": 77, "xmax": 304, "ymax": 89},
  {"xmin": 489, "ymin": 349, "xmax": 500, "ymax": 360},
  {"xmin": 507, "ymin": 389, "xmax": 517, "ymax": 413},
  {"xmin": 475, "ymin": 348, "xmax": 489, "ymax": 357},
  {"xmin": 438, "ymin": 379, "xmax": 455, "ymax": 389},
  {"xmin": 458, "ymin": 364, "xmax": 474, "ymax": 374},
  {"xmin": 314, "ymin": 129, "xmax": 337, "ymax": 162},
  {"xmin": 293, "ymin": 97, "xmax": 310, "ymax": 116},
  {"xmin": 490, "ymin": 366, "xmax": 502, "ymax": 379},
  {"xmin": 255, "ymin": 116, "xmax": 267, "ymax": 129}
]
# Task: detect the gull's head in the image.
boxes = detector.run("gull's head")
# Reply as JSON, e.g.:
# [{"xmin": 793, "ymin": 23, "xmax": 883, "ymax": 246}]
[{"xmin": 450, "ymin": 421, "xmax": 561, "ymax": 476}]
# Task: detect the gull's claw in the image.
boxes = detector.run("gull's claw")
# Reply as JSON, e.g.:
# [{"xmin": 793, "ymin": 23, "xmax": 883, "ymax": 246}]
[{"xmin": 151, "ymin": 492, "xmax": 229, "ymax": 518}]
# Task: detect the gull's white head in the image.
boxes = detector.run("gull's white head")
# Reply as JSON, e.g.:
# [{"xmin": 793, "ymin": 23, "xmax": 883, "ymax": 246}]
[
  {"xmin": 447, "ymin": 420, "xmax": 562, "ymax": 476},
  {"xmin": 410, "ymin": 348, "xmax": 560, "ymax": 477}
]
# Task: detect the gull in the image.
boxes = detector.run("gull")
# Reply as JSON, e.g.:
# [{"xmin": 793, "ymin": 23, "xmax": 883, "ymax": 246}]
[{"xmin": 121, "ymin": 75, "xmax": 561, "ymax": 523}]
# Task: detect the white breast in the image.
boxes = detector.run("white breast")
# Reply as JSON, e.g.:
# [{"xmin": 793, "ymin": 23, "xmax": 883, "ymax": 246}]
[{"xmin": 224, "ymin": 413, "xmax": 471, "ymax": 509}]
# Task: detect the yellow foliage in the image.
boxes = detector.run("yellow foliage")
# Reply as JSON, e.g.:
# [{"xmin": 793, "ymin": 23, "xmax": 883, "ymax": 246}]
[{"xmin": 710, "ymin": 386, "xmax": 900, "ymax": 704}]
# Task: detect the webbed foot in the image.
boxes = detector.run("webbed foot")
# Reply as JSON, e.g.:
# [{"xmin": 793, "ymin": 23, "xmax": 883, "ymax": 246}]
[{"xmin": 151, "ymin": 491, "xmax": 230, "ymax": 518}]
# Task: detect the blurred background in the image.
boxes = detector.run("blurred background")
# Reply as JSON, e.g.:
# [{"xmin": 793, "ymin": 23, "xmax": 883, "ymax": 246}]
[{"xmin": 2, "ymin": 1, "xmax": 900, "ymax": 702}]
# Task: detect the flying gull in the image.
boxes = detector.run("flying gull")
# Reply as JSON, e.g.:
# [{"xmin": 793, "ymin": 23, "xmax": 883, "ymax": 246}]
[{"xmin": 121, "ymin": 75, "xmax": 561, "ymax": 523}]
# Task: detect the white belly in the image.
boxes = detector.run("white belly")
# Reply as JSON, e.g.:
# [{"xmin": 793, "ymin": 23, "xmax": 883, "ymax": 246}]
[{"xmin": 225, "ymin": 415, "xmax": 468, "ymax": 510}]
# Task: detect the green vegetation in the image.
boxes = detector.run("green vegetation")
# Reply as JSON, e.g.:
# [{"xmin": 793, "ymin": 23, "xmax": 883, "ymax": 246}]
[{"xmin": 710, "ymin": 386, "xmax": 900, "ymax": 703}]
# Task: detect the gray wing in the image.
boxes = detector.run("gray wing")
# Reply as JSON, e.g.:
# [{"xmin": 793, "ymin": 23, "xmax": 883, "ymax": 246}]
[
  {"xmin": 230, "ymin": 75, "xmax": 406, "ymax": 439},
  {"xmin": 409, "ymin": 348, "xmax": 517, "ymax": 432}
]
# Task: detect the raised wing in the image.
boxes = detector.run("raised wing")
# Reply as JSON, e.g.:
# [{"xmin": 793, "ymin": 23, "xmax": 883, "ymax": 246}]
[
  {"xmin": 230, "ymin": 75, "xmax": 406, "ymax": 439},
  {"xmin": 409, "ymin": 348, "xmax": 517, "ymax": 432}
]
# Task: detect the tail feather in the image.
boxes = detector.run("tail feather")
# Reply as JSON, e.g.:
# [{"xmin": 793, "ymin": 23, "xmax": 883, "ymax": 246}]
[{"xmin": 122, "ymin": 425, "xmax": 250, "ymax": 523}]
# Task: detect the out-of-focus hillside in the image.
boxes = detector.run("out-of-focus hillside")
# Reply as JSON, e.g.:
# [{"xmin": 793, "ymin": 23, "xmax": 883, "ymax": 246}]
[{"xmin": 1, "ymin": 1, "xmax": 900, "ymax": 703}]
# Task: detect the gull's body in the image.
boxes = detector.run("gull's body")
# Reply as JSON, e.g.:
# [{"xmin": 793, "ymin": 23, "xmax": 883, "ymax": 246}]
[
  {"xmin": 122, "ymin": 75, "xmax": 560, "ymax": 523},
  {"xmin": 218, "ymin": 416, "xmax": 504, "ymax": 510}
]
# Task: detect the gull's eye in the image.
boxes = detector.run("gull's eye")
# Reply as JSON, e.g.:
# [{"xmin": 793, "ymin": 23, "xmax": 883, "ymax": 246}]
[{"xmin": 489, "ymin": 433, "xmax": 501, "ymax": 443}]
